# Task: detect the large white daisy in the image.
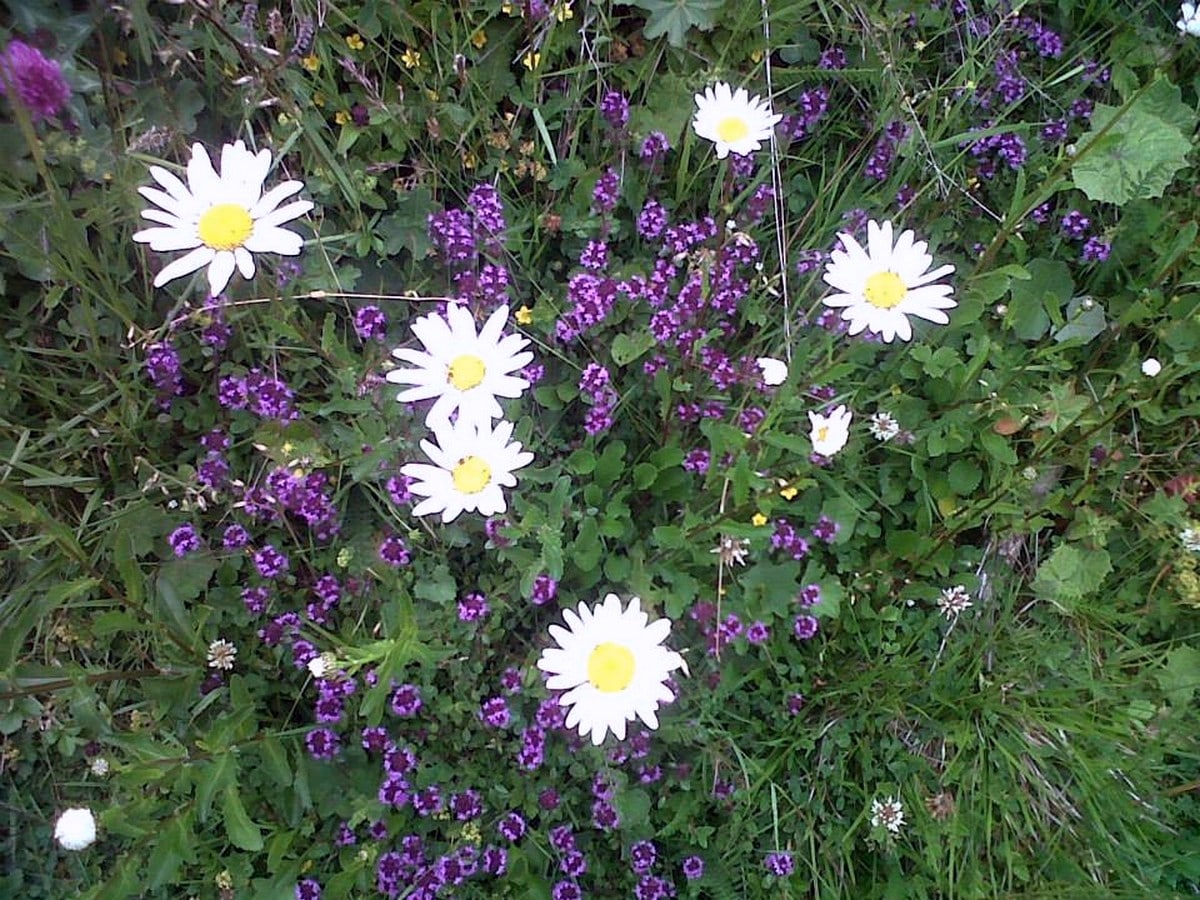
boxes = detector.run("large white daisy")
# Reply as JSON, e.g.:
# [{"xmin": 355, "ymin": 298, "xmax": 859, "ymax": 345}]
[
  {"xmin": 386, "ymin": 304, "xmax": 533, "ymax": 431},
  {"xmin": 537, "ymin": 593, "xmax": 686, "ymax": 746},
  {"xmin": 1179, "ymin": 3, "xmax": 1200, "ymax": 35},
  {"xmin": 132, "ymin": 140, "xmax": 313, "ymax": 296},
  {"xmin": 821, "ymin": 219, "xmax": 956, "ymax": 343},
  {"xmin": 692, "ymin": 81, "xmax": 782, "ymax": 159},
  {"xmin": 400, "ymin": 417, "xmax": 534, "ymax": 523}
]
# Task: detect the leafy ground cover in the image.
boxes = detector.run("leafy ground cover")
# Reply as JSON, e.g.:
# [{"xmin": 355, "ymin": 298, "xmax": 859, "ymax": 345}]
[{"xmin": 2, "ymin": 0, "xmax": 1200, "ymax": 897}]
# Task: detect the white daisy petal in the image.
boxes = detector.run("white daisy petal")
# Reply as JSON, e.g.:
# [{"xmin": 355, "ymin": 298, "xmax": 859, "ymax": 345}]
[
  {"xmin": 132, "ymin": 140, "xmax": 313, "ymax": 295},
  {"xmin": 536, "ymin": 593, "xmax": 686, "ymax": 746},
  {"xmin": 820, "ymin": 218, "xmax": 956, "ymax": 343},
  {"xmin": 692, "ymin": 80, "xmax": 782, "ymax": 160},
  {"xmin": 388, "ymin": 304, "xmax": 533, "ymax": 430}
]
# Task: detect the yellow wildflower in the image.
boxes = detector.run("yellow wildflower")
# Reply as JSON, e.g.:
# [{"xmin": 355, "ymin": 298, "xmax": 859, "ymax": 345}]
[
  {"xmin": 471, "ymin": 31, "xmax": 488, "ymax": 49},
  {"xmin": 556, "ymin": 1, "xmax": 574, "ymax": 21},
  {"xmin": 515, "ymin": 306, "xmax": 533, "ymax": 325},
  {"xmin": 302, "ymin": 54, "xmax": 320, "ymax": 72},
  {"xmin": 335, "ymin": 110, "xmax": 351, "ymax": 125},
  {"xmin": 346, "ymin": 33, "xmax": 364, "ymax": 51},
  {"xmin": 751, "ymin": 513, "xmax": 768, "ymax": 527},
  {"xmin": 401, "ymin": 48, "xmax": 421, "ymax": 69},
  {"xmin": 522, "ymin": 51, "xmax": 541, "ymax": 70}
]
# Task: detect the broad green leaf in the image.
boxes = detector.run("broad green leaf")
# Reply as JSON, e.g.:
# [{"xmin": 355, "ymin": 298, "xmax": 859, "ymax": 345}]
[
  {"xmin": 625, "ymin": 0, "xmax": 725, "ymax": 47},
  {"xmin": 1008, "ymin": 259, "xmax": 1074, "ymax": 342},
  {"xmin": 1071, "ymin": 77, "xmax": 1196, "ymax": 205},
  {"xmin": 1053, "ymin": 296, "xmax": 1107, "ymax": 344},
  {"xmin": 611, "ymin": 331, "xmax": 656, "ymax": 367}
]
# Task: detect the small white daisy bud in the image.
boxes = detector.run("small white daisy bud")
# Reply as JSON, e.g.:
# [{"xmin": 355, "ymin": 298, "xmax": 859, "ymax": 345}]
[{"xmin": 1141, "ymin": 358, "xmax": 1162, "ymax": 377}]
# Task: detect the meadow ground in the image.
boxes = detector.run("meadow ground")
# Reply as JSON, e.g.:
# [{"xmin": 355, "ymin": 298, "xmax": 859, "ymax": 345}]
[{"xmin": 2, "ymin": 1, "xmax": 1200, "ymax": 897}]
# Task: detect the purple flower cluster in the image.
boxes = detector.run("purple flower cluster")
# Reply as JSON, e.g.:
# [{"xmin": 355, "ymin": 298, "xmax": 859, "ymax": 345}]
[
  {"xmin": 378, "ymin": 534, "xmax": 411, "ymax": 567},
  {"xmin": 639, "ymin": 131, "xmax": 671, "ymax": 164},
  {"xmin": 516, "ymin": 723, "xmax": 546, "ymax": 770},
  {"xmin": 168, "ymin": 523, "xmax": 201, "ymax": 557},
  {"xmin": 391, "ymin": 683, "xmax": 423, "ymax": 717},
  {"xmin": 555, "ymin": 271, "xmax": 632, "ymax": 343},
  {"xmin": 253, "ymin": 543, "xmax": 289, "ymax": 579},
  {"xmin": 592, "ymin": 166, "xmax": 620, "ymax": 214},
  {"xmin": 771, "ymin": 519, "xmax": 809, "ymax": 560},
  {"xmin": 354, "ymin": 305, "xmax": 388, "ymax": 342},
  {"xmin": 458, "ymin": 591, "xmax": 489, "ymax": 622},
  {"xmin": 530, "ymin": 573, "xmax": 558, "ymax": 606},
  {"xmin": 0, "ymin": 40, "xmax": 70, "ymax": 122},
  {"xmin": 600, "ymin": 90, "xmax": 629, "ymax": 129},
  {"xmin": 793, "ymin": 614, "xmax": 819, "ymax": 641},
  {"xmin": 479, "ymin": 696, "xmax": 510, "ymax": 728},
  {"xmin": 780, "ymin": 85, "xmax": 829, "ymax": 142},
  {"xmin": 305, "ymin": 727, "xmax": 340, "ymax": 760},
  {"xmin": 467, "ymin": 182, "xmax": 507, "ymax": 251},
  {"xmin": 764, "ymin": 851, "xmax": 794, "ymax": 877},
  {"xmin": 579, "ymin": 362, "xmax": 617, "ymax": 435},
  {"xmin": 241, "ymin": 466, "xmax": 340, "ymax": 540},
  {"xmin": 865, "ymin": 120, "xmax": 908, "ymax": 181},
  {"xmin": 145, "ymin": 341, "xmax": 184, "ymax": 408},
  {"xmin": 966, "ymin": 122, "xmax": 1027, "ymax": 178},
  {"xmin": 218, "ymin": 369, "xmax": 300, "ymax": 421}
]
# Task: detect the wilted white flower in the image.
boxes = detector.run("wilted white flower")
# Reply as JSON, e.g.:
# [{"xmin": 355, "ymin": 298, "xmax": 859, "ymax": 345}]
[
  {"xmin": 307, "ymin": 652, "xmax": 337, "ymax": 679},
  {"xmin": 937, "ymin": 585, "xmax": 973, "ymax": 619},
  {"xmin": 89, "ymin": 757, "xmax": 110, "ymax": 777},
  {"xmin": 1141, "ymin": 358, "xmax": 1162, "ymax": 377},
  {"xmin": 711, "ymin": 536, "xmax": 751, "ymax": 567},
  {"xmin": 1180, "ymin": 527, "xmax": 1200, "ymax": 553},
  {"xmin": 868, "ymin": 411, "xmax": 900, "ymax": 442},
  {"xmin": 54, "ymin": 807, "xmax": 97, "ymax": 850},
  {"xmin": 808, "ymin": 405, "xmax": 852, "ymax": 457},
  {"xmin": 206, "ymin": 638, "xmax": 237, "ymax": 671},
  {"xmin": 870, "ymin": 796, "xmax": 906, "ymax": 834},
  {"xmin": 756, "ymin": 356, "xmax": 788, "ymax": 387}
]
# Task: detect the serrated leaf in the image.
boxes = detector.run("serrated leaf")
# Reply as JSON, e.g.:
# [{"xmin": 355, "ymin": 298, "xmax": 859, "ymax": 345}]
[
  {"xmin": 627, "ymin": 0, "xmax": 725, "ymax": 47},
  {"xmin": 1032, "ymin": 544, "xmax": 1111, "ymax": 608},
  {"xmin": 1071, "ymin": 78, "xmax": 1196, "ymax": 205}
]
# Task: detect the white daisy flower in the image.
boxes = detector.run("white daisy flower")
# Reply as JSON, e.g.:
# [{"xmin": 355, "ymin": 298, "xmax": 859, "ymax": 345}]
[
  {"xmin": 386, "ymin": 304, "xmax": 533, "ymax": 431},
  {"xmin": 870, "ymin": 796, "xmax": 906, "ymax": 834},
  {"xmin": 537, "ymin": 593, "xmax": 686, "ymax": 746},
  {"xmin": 1178, "ymin": 3, "xmax": 1200, "ymax": 35},
  {"xmin": 868, "ymin": 411, "xmax": 900, "ymax": 442},
  {"xmin": 54, "ymin": 807, "xmax": 97, "ymax": 851},
  {"xmin": 401, "ymin": 417, "xmax": 534, "ymax": 523},
  {"xmin": 692, "ymin": 81, "xmax": 782, "ymax": 159},
  {"xmin": 756, "ymin": 356, "xmax": 788, "ymax": 387},
  {"xmin": 821, "ymin": 219, "xmax": 956, "ymax": 343},
  {"xmin": 132, "ymin": 140, "xmax": 313, "ymax": 296},
  {"xmin": 1180, "ymin": 526, "xmax": 1200, "ymax": 553},
  {"xmin": 809, "ymin": 405, "xmax": 852, "ymax": 457}
]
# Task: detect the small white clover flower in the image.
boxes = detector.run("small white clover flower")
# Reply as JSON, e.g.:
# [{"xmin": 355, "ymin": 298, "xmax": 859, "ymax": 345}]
[
  {"xmin": 1141, "ymin": 358, "xmax": 1162, "ymax": 377},
  {"xmin": 206, "ymin": 638, "xmax": 237, "ymax": 671},
  {"xmin": 868, "ymin": 411, "xmax": 900, "ymax": 442},
  {"xmin": 936, "ymin": 585, "xmax": 973, "ymax": 619},
  {"xmin": 870, "ymin": 796, "xmax": 906, "ymax": 834}
]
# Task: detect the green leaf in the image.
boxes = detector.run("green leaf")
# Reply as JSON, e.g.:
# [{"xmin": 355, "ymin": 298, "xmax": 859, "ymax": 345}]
[
  {"xmin": 1032, "ymin": 544, "xmax": 1112, "ymax": 609},
  {"xmin": 196, "ymin": 754, "xmax": 237, "ymax": 823},
  {"xmin": 594, "ymin": 440, "xmax": 627, "ymax": 489},
  {"xmin": 145, "ymin": 813, "xmax": 196, "ymax": 889},
  {"xmin": 611, "ymin": 331, "xmax": 656, "ymax": 367},
  {"xmin": 1052, "ymin": 296, "xmax": 1107, "ymax": 344},
  {"xmin": 1007, "ymin": 259, "xmax": 1074, "ymax": 342},
  {"xmin": 633, "ymin": 462, "xmax": 658, "ymax": 490},
  {"xmin": 221, "ymin": 785, "xmax": 264, "ymax": 851},
  {"xmin": 614, "ymin": 787, "xmax": 652, "ymax": 828},
  {"xmin": 1071, "ymin": 78, "xmax": 1197, "ymax": 205},
  {"xmin": 1157, "ymin": 647, "xmax": 1200, "ymax": 707},
  {"xmin": 947, "ymin": 459, "xmax": 983, "ymax": 495},
  {"xmin": 625, "ymin": 0, "xmax": 725, "ymax": 47},
  {"xmin": 979, "ymin": 430, "xmax": 1018, "ymax": 465}
]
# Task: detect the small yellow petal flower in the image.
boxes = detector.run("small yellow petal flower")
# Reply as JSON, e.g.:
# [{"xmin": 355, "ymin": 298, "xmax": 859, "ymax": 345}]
[
  {"xmin": 515, "ymin": 305, "xmax": 533, "ymax": 325},
  {"xmin": 779, "ymin": 485, "xmax": 798, "ymax": 500},
  {"xmin": 401, "ymin": 48, "xmax": 421, "ymax": 69},
  {"xmin": 346, "ymin": 33, "xmax": 364, "ymax": 51},
  {"xmin": 751, "ymin": 513, "xmax": 768, "ymax": 527},
  {"xmin": 522, "ymin": 51, "xmax": 541, "ymax": 70},
  {"xmin": 335, "ymin": 110, "xmax": 351, "ymax": 125},
  {"xmin": 501, "ymin": 1, "xmax": 515, "ymax": 13},
  {"xmin": 113, "ymin": 48, "xmax": 128, "ymax": 68},
  {"xmin": 556, "ymin": 1, "xmax": 574, "ymax": 21},
  {"xmin": 471, "ymin": 31, "xmax": 488, "ymax": 49},
  {"xmin": 302, "ymin": 54, "xmax": 320, "ymax": 72}
]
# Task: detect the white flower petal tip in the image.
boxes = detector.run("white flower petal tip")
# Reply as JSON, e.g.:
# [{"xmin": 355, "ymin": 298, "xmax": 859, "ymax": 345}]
[
  {"xmin": 692, "ymin": 81, "xmax": 782, "ymax": 159},
  {"xmin": 536, "ymin": 593, "xmax": 685, "ymax": 746},
  {"xmin": 132, "ymin": 140, "xmax": 312, "ymax": 295},
  {"xmin": 54, "ymin": 808, "xmax": 97, "ymax": 851},
  {"xmin": 387, "ymin": 304, "xmax": 532, "ymax": 431},
  {"xmin": 808, "ymin": 405, "xmax": 852, "ymax": 457},
  {"xmin": 400, "ymin": 417, "xmax": 534, "ymax": 525},
  {"xmin": 756, "ymin": 356, "xmax": 788, "ymax": 387},
  {"xmin": 821, "ymin": 218, "xmax": 956, "ymax": 343}
]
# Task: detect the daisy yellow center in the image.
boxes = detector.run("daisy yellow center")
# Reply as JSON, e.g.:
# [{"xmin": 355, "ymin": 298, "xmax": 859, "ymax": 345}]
[
  {"xmin": 715, "ymin": 116, "xmax": 750, "ymax": 143},
  {"xmin": 587, "ymin": 642, "xmax": 635, "ymax": 693},
  {"xmin": 863, "ymin": 271, "xmax": 907, "ymax": 309},
  {"xmin": 448, "ymin": 354, "xmax": 486, "ymax": 390},
  {"xmin": 452, "ymin": 456, "xmax": 491, "ymax": 494},
  {"xmin": 816, "ymin": 426, "xmax": 829, "ymax": 443},
  {"xmin": 197, "ymin": 203, "xmax": 254, "ymax": 251}
]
